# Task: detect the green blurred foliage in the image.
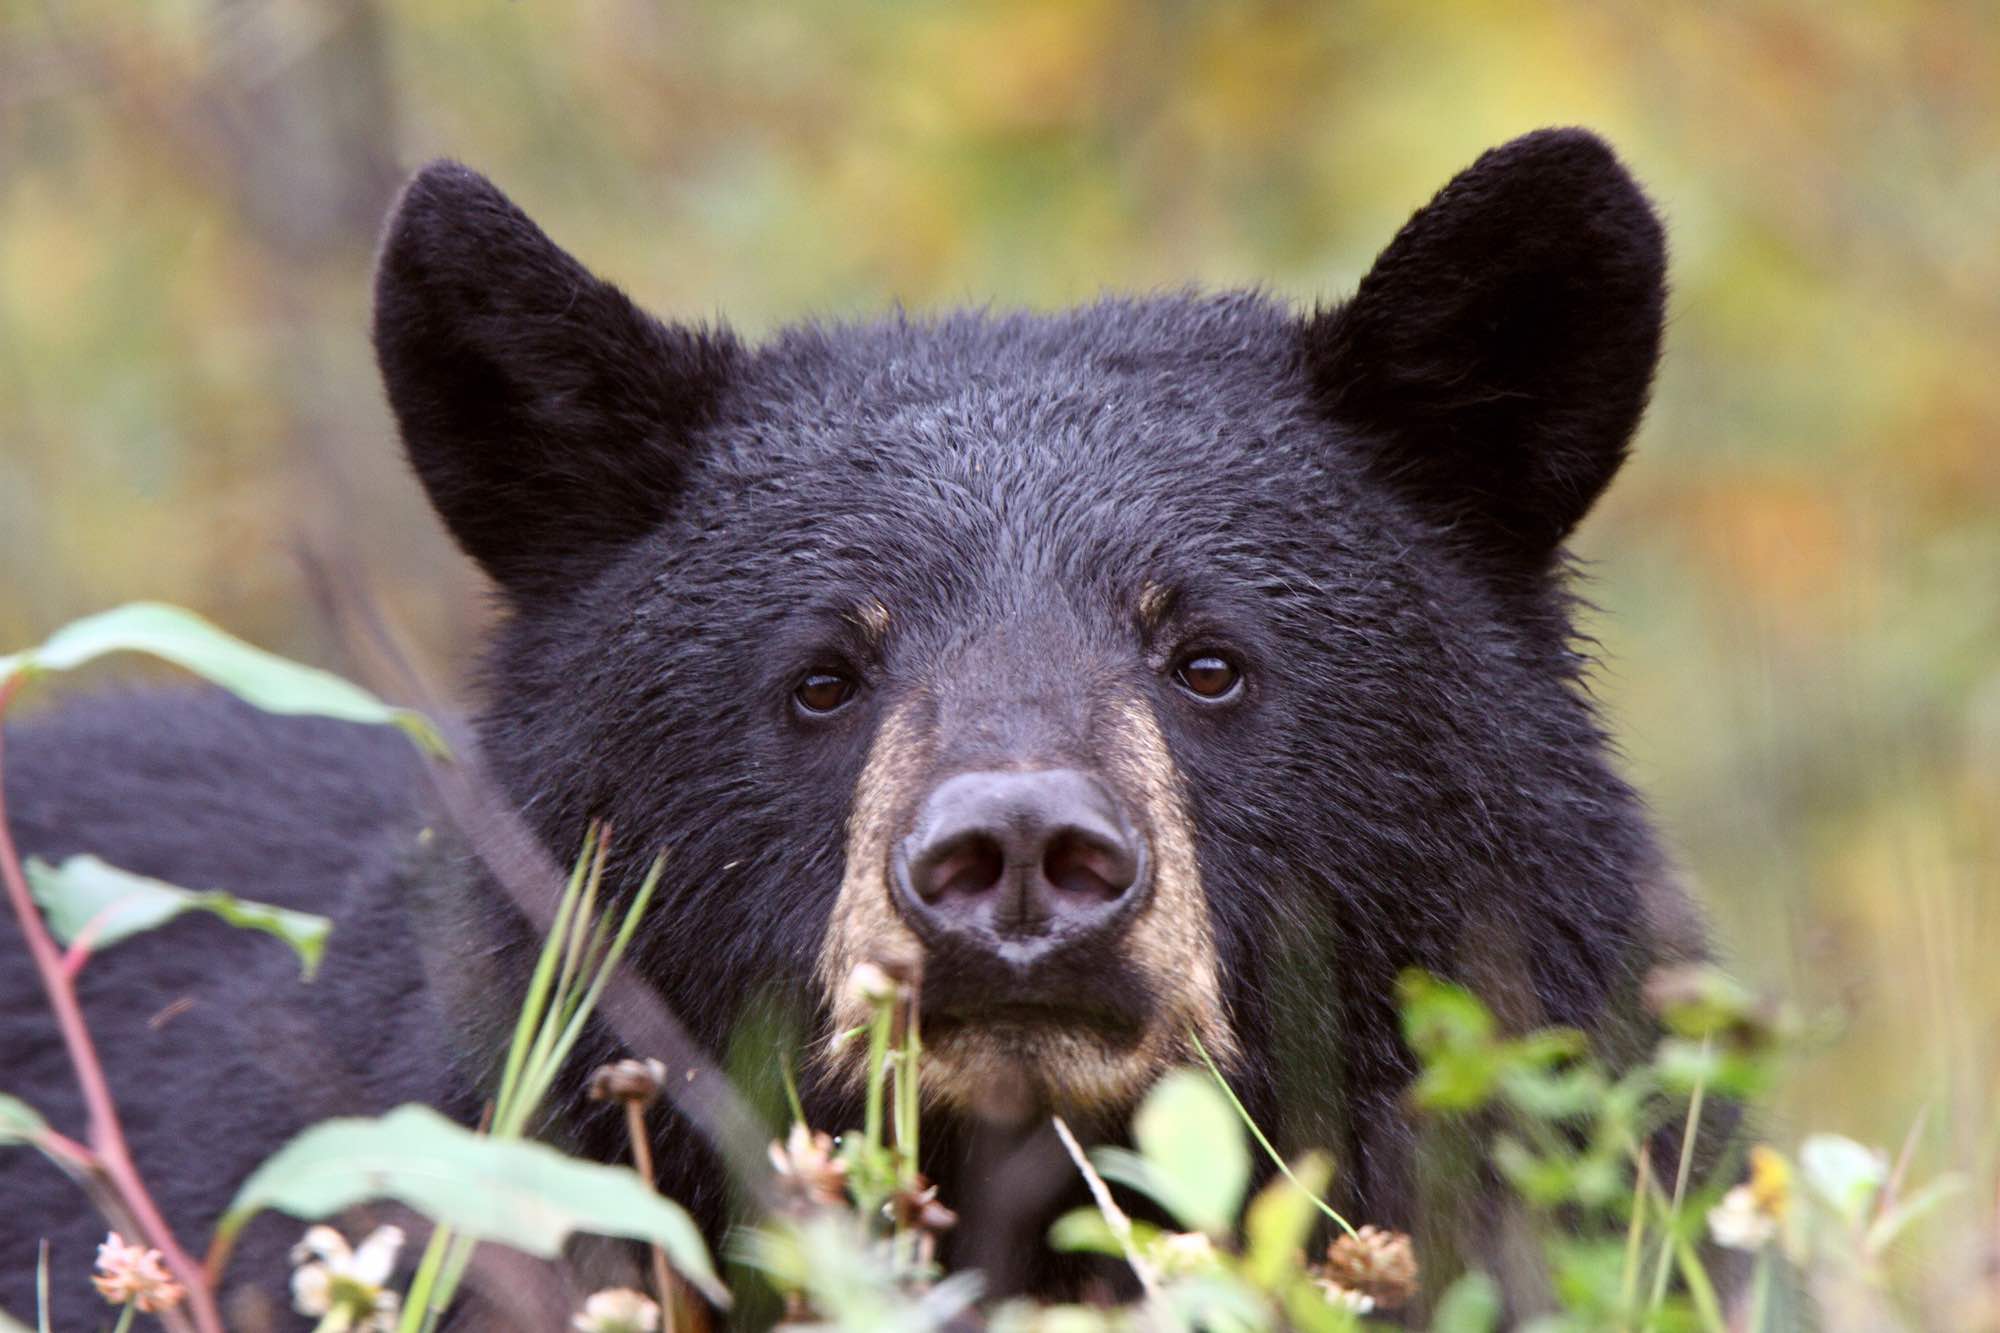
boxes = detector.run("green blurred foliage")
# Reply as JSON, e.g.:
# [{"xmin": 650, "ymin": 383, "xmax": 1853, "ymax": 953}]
[{"xmin": 2, "ymin": 0, "xmax": 1996, "ymax": 1299}]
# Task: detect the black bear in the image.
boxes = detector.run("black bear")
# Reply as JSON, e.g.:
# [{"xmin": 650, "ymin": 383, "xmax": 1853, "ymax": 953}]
[{"xmin": 2, "ymin": 127, "xmax": 1709, "ymax": 1324}]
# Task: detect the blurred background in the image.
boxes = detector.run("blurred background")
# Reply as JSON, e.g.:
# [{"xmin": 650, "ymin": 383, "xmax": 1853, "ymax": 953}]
[{"xmin": 2, "ymin": 0, "xmax": 1995, "ymax": 1249}]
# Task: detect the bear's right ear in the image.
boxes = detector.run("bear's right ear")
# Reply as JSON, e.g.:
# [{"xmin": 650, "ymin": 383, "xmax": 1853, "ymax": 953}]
[{"xmin": 373, "ymin": 162, "xmax": 737, "ymax": 597}]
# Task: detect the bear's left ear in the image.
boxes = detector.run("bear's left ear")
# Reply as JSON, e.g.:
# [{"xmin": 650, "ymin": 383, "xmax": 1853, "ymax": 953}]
[
  {"xmin": 373, "ymin": 162, "xmax": 739, "ymax": 599},
  {"xmin": 1300, "ymin": 128, "xmax": 1665, "ymax": 569}
]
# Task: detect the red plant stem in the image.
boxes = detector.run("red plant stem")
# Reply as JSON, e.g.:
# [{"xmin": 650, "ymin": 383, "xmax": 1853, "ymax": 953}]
[
  {"xmin": 623, "ymin": 1099, "xmax": 682, "ymax": 1333},
  {"xmin": 0, "ymin": 674, "xmax": 224, "ymax": 1333}
]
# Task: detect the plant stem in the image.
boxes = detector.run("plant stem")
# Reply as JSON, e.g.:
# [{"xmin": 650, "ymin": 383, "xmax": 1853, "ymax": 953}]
[
  {"xmin": 1620, "ymin": 1139, "xmax": 1652, "ymax": 1326},
  {"xmin": 0, "ymin": 673, "xmax": 222, "ymax": 1333},
  {"xmin": 1189, "ymin": 1029, "xmax": 1358, "ymax": 1239},
  {"xmin": 1648, "ymin": 1036, "xmax": 1712, "ymax": 1315},
  {"xmin": 863, "ymin": 1008, "xmax": 890, "ymax": 1160},
  {"xmin": 398, "ymin": 1223, "xmax": 453, "ymax": 1333},
  {"xmin": 624, "ymin": 1099, "xmax": 679, "ymax": 1333},
  {"xmin": 898, "ymin": 991, "xmax": 921, "ymax": 1186},
  {"xmin": 1746, "ymin": 1246, "xmax": 1773, "ymax": 1332}
]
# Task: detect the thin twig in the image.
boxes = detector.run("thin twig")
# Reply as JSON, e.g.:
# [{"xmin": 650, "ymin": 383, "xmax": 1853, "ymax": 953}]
[
  {"xmin": 624, "ymin": 1099, "xmax": 679, "ymax": 1333},
  {"xmin": 1049, "ymin": 1115, "xmax": 1164, "ymax": 1305}
]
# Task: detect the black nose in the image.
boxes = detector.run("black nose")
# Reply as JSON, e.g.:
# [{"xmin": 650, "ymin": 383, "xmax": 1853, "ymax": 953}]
[{"xmin": 892, "ymin": 769, "xmax": 1148, "ymax": 962}]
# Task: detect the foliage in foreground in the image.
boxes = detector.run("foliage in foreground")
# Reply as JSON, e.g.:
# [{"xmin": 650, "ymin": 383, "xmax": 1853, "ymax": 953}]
[{"xmin": 0, "ymin": 605, "xmax": 1974, "ymax": 1331}]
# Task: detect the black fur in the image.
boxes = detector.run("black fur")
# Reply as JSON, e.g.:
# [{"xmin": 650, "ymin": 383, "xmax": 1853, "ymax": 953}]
[{"xmin": 2, "ymin": 129, "xmax": 1700, "ymax": 1323}]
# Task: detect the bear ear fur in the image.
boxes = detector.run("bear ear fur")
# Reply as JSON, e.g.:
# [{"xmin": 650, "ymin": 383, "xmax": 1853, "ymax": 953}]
[
  {"xmin": 372, "ymin": 162, "xmax": 737, "ymax": 597},
  {"xmin": 1300, "ymin": 128, "xmax": 1666, "ymax": 569}
]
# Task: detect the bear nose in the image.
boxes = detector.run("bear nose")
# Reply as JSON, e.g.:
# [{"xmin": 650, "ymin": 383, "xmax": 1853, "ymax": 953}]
[{"xmin": 892, "ymin": 769, "xmax": 1149, "ymax": 962}]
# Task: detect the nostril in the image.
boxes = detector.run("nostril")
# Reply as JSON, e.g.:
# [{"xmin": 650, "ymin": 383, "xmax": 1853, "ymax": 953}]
[
  {"xmin": 1042, "ymin": 830, "xmax": 1137, "ymax": 903},
  {"xmin": 915, "ymin": 832, "xmax": 1006, "ymax": 903}
]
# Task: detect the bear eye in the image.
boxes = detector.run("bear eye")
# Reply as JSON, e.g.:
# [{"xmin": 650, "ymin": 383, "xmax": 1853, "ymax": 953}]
[
  {"xmin": 1174, "ymin": 654, "xmax": 1241, "ymax": 701},
  {"xmin": 795, "ymin": 670, "xmax": 858, "ymax": 715}
]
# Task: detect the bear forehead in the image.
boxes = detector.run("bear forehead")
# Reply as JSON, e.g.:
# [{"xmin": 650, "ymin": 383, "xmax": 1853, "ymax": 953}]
[
  {"xmin": 718, "ymin": 292, "xmax": 1317, "ymax": 462},
  {"xmin": 665, "ymin": 293, "xmax": 1357, "ymax": 574}
]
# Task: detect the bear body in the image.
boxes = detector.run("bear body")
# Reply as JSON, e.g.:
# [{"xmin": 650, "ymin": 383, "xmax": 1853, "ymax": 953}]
[{"xmin": 1, "ymin": 128, "xmax": 1709, "ymax": 1324}]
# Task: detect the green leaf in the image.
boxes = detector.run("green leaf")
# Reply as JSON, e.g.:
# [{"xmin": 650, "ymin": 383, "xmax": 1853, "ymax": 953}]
[
  {"xmin": 1799, "ymin": 1134, "xmax": 1887, "ymax": 1228},
  {"xmin": 1046, "ymin": 1206, "xmax": 1134, "ymax": 1259},
  {"xmin": 1, "ymin": 602, "xmax": 446, "ymax": 756},
  {"xmin": 219, "ymin": 1104, "xmax": 728, "ymax": 1306},
  {"xmin": 1398, "ymin": 971, "xmax": 1496, "ymax": 1055},
  {"xmin": 0, "ymin": 1095, "xmax": 49, "ymax": 1147},
  {"xmin": 26, "ymin": 854, "xmax": 331, "ymax": 981},
  {"xmin": 1161, "ymin": 1271, "xmax": 1275, "ymax": 1332},
  {"xmin": 1429, "ymin": 1271, "xmax": 1503, "ymax": 1333},
  {"xmin": 1096, "ymin": 1069, "xmax": 1250, "ymax": 1236},
  {"xmin": 1242, "ymin": 1152, "xmax": 1331, "ymax": 1290}
]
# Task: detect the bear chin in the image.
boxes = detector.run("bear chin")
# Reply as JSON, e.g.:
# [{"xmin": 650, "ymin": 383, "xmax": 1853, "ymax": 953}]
[{"xmin": 916, "ymin": 1020, "xmax": 1168, "ymax": 1119}]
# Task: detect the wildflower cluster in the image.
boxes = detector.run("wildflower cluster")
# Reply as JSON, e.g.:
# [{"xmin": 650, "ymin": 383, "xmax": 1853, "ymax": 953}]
[
  {"xmin": 288, "ymin": 1224, "xmax": 404, "ymax": 1332},
  {"xmin": 91, "ymin": 1231, "xmax": 184, "ymax": 1315},
  {"xmin": 735, "ymin": 958, "xmax": 969, "ymax": 1327}
]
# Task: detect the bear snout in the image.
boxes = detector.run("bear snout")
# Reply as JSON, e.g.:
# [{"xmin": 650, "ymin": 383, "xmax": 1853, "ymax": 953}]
[{"xmin": 889, "ymin": 768, "xmax": 1153, "ymax": 968}]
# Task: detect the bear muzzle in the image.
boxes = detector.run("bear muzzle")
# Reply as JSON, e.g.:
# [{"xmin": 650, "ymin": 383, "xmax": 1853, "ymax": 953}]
[{"xmin": 890, "ymin": 768, "xmax": 1152, "ymax": 962}]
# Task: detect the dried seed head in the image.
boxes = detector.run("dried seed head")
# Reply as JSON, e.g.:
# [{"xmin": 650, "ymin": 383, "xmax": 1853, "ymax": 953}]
[
  {"xmin": 91, "ymin": 1232, "xmax": 184, "ymax": 1314},
  {"xmin": 1643, "ymin": 963, "xmax": 1784, "ymax": 1049},
  {"xmin": 886, "ymin": 1177, "xmax": 958, "ymax": 1235},
  {"xmin": 1320, "ymin": 1226, "xmax": 1419, "ymax": 1311},
  {"xmin": 588, "ymin": 1057, "xmax": 669, "ymax": 1107},
  {"xmin": 768, "ymin": 1122, "xmax": 850, "ymax": 1209}
]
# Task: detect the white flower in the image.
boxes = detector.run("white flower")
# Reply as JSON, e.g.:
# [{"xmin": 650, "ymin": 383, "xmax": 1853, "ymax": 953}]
[
  {"xmin": 1707, "ymin": 1184, "xmax": 1779, "ymax": 1251},
  {"xmin": 1315, "ymin": 1278, "xmax": 1377, "ymax": 1314},
  {"xmin": 289, "ymin": 1224, "xmax": 405, "ymax": 1330},
  {"xmin": 1151, "ymin": 1231, "xmax": 1220, "ymax": 1278},
  {"xmin": 573, "ymin": 1286, "xmax": 662, "ymax": 1333}
]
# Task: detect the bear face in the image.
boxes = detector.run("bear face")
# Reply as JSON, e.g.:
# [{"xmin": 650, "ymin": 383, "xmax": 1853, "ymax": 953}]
[{"xmin": 373, "ymin": 129, "xmax": 1684, "ymax": 1182}]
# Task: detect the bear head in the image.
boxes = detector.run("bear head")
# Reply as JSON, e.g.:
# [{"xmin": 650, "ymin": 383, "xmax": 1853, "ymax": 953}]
[{"xmin": 370, "ymin": 128, "xmax": 1674, "ymax": 1155}]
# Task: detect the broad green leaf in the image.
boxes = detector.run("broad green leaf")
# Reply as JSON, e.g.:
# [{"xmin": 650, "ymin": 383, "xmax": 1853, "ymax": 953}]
[
  {"xmin": 0, "ymin": 602, "xmax": 446, "ymax": 756},
  {"xmin": 1242, "ymin": 1152, "xmax": 1331, "ymax": 1290},
  {"xmin": 1398, "ymin": 971, "xmax": 1496, "ymax": 1055},
  {"xmin": 1046, "ymin": 1206, "xmax": 1132, "ymax": 1259},
  {"xmin": 1097, "ymin": 1068, "xmax": 1250, "ymax": 1236},
  {"xmin": 26, "ymin": 855, "xmax": 330, "ymax": 981},
  {"xmin": 220, "ymin": 1103, "xmax": 727, "ymax": 1306},
  {"xmin": 1428, "ymin": 1271, "xmax": 1503, "ymax": 1333},
  {"xmin": 0, "ymin": 1095, "xmax": 49, "ymax": 1147},
  {"xmin": 1161, "ymin": 1271, "xmax": 1274, "ymax": 1331},
  {"xmin": 1089, "ymin": 1147, "xmax": 1186, "ymax": 1225},
  {"xmin": 1800, "ymin": 1134, "xmax": 1887, "ymax": 1227}
]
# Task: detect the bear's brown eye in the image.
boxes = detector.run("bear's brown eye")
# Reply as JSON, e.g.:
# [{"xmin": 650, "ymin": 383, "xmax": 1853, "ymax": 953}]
[
  {"xmin": 1174, "ymin": 654, "xmax": 1241, "ymax": 701},
  {"xmin": 795, "ymin": 671, "xmax": 857, "ymax": 714}
]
